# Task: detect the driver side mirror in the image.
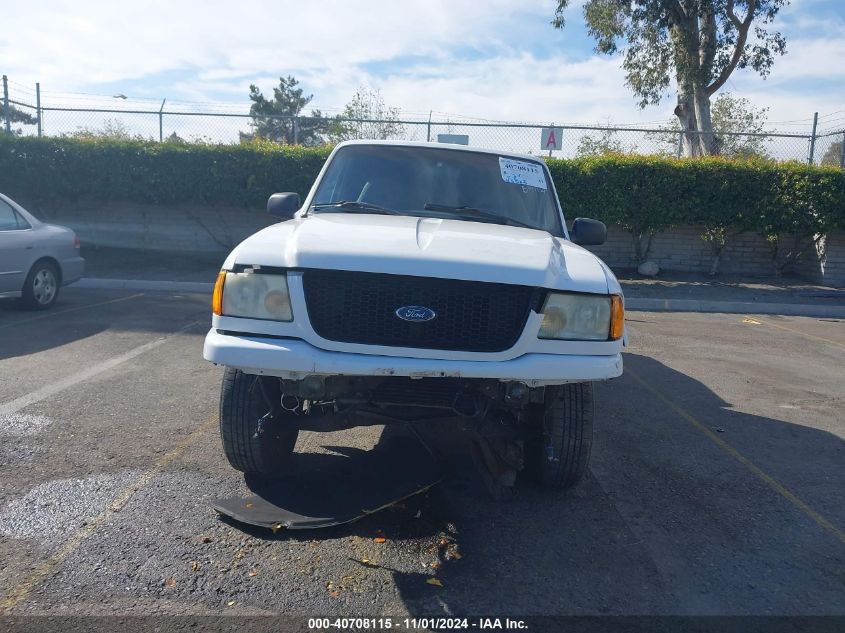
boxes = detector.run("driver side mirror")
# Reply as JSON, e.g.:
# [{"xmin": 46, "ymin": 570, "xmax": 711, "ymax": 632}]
[
  {"xmin": 267, "ymin": 192, "xmax": 301, "ymax": 220},
  {"xmin": 570, "ymin": 217, "xmax": 607, "ymax": 246}
]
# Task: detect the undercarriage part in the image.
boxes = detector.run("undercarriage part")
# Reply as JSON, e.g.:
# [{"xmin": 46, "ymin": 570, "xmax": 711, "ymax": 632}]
[
  {"xmin": 298, "ymin": 375, "xmax": 326, "ymax": 399},
  {"xmin": 213, "ymin": 434, "xmax": 440, "ymax": 530},
  {"xmin": 504, "ymin": 381, "xmax": 529, "ymax": 405},
  {"xmin": 275, "ymin": 376, "xmax": 540, "ymax": 438},
  {"xmin": 471, "ymin": 408, "xmax": 523, "ymax": 440},
  {"xmin": 470, "ymin": 436, "xmax": 524, "ymax": 501}
]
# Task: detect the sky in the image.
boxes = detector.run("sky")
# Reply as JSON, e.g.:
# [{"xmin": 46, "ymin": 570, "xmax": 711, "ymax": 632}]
[{"xmin": 2, "ymin": 0, "xmax": 844, "ymax": 135}]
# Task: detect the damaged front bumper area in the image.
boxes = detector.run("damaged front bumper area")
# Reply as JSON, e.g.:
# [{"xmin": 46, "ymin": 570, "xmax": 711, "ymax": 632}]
[{"xmin": 203, "ymin": 329, "xmax": 623, "ymax": 387}]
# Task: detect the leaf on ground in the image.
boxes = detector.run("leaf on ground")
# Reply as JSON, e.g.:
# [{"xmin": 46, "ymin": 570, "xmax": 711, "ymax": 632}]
[
  {"xmin": 200, "ymin": 536, "xmax": 213, "ymax": 543},
  {"xmin": 248, "ymin": 569, "xmax": 259, "ymax": 577},
  {"xmin": 430, "ymin": 561, "xmax": 442, "ymax": 570},
  {"xmin": 227, "ymin": 600, "xmax": 236, "ymax": 607},
  {"xmin": 426, "ymin": 578, "xmax": 444, "ymax": 587},
  {"xmin": 164, "ymin": 577, "xmax": 176, "ymax": 589},
  {"xmin": 373, "ymin": 536, "xmax": 387, "ymax": 543},
  {"xmin": 190, "ymin": 561, "xmax": 200, "ymax": 572},
  {"xmin": 270, "ymin": 522, "xmax": 285, "ymax": 534}
]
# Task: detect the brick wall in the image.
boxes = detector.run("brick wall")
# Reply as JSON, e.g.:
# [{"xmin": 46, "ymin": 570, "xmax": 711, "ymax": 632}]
[
  {"xmin": 585, "ymin": 226, "xmax": 845, "ymax": 287},
  {"xmin": 793, "ymin": 231, "xmax": 845, "ymax": 287},
  {"xmin": 22, "ymin": 201, "xmax": 274, "ymax": 252},
  {"xmin": 587, "ymin": 225, "xmax": 779, "ymax": 276}
]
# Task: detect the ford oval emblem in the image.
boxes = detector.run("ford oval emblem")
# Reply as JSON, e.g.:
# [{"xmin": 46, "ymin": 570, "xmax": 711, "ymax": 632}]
[{"xmin": 395, "ymin": 305, "xmax": 436, "ymax": 322}]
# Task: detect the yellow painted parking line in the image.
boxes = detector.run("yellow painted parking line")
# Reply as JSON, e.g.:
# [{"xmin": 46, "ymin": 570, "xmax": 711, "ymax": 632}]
[
  {"xmin": 0, "ymin": 293, "xmax": 145, "ymax": 330},
  {"xmin": 0, "ymin": 413, "xmax": 218, "ymax": 614},
  {"xmin": 626, "ymin": 366, "xmax": 845, "ymax": 547},
  {"xmin": 742, "ymin": 315, "xmax": 845, "ymax": 350}
]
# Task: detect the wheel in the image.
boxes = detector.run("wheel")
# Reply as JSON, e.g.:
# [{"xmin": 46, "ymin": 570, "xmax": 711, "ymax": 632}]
[
  {"xmin": 22, "ymin": 260, "xmax": 60, "ymax": 310},
  {"xmin": 219, "ymin": 368, "xmax": 299, "ymax": 477},
  {"xmin": 525, "ymin": 382, "xmax": 593, "ymax": 489}
]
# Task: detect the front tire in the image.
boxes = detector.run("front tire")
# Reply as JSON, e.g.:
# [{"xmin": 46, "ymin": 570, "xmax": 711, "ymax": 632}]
[
  {"xmin": 22, "ymin": 260, "xmax": 60, "ymax": 310},
  {"xmin": 219, "ymin": 368, "xmax": 299, "ymax": 477},
  {"xmin": 525, "ymin": 382, "xmax": 593, "ymax": 489}
]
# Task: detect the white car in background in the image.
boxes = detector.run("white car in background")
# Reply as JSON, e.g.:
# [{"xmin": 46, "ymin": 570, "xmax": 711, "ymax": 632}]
[
  {"xmin": 204, "ymin": 141, "xmax": 625, "ymax": 495},
  {"xmin": 0, "ymin": 193, "xmax": 85, "ymax": 309}
]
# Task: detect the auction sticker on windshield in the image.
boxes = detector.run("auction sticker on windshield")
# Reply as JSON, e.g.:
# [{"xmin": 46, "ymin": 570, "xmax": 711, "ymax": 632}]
[{"xmin": 499, "ymin": 157, "xmax": 547, "ymax": 190}]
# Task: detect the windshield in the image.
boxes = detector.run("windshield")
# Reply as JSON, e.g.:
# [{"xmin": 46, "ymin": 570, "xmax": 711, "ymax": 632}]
[{"xmin": 311, "ymin": 145, "xmax": 564, "ymax": 236}]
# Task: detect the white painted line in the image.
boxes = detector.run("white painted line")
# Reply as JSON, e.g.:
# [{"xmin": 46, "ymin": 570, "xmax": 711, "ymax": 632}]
[{"xmin": 0, "ymin": 321, "xmax": 200, "ymax": 417}]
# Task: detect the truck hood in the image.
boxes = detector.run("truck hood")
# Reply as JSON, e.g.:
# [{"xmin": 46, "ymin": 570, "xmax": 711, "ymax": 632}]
[{"xmin": 226, "ymin": 213, "xmax": 612, "ymax": 294}]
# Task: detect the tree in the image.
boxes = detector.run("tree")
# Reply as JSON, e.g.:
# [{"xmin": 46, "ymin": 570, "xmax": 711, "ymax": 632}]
[
  {"xmin": 66, "ymin": 118, "xmax": 145, "ymax": 140},
  {"xmin": 328, "ymin": 86, "xmax": 405, "ymax": 142},
  {"xmin": 658, "ymin": 92, "xmax": 770, "ymax": 158},
  {"xmin": 242, "ymin": 76, "xmax": 325, "ymax": 146},
  {"xmin": 821, "ymin": 139, "xmax": 843, "ymax": 167},
  {"xmin": 3, "ymin": 104, "xmax": 37, "ymax": 136},
  {"xmin": 553, "ymin": 0, "xmax": 787, "ymax": 157},
  {"xmin": 575, "ymin": 127, "xmax": 634, "ymax": 156},
  {"xmin": 654, "ymin": 93, "xmax": 770, "ymax": 274}
]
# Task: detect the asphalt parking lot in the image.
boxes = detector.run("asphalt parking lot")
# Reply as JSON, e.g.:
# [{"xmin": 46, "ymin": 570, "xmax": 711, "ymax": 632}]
[{"xmin": 0, "ymin": 288, "xmax": 843, "ymax": 618}]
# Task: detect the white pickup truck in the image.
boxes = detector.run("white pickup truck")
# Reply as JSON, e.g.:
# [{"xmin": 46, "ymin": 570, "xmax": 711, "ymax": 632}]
[{"xmin": 204, "ymin": 141, "xmax": 625, "ymax": 493}]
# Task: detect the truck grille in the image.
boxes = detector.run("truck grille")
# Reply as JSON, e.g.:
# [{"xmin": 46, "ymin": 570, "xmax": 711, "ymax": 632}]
[{"xmin": 302, "ymin": 270, "xmax": 536, "ymax": 352}]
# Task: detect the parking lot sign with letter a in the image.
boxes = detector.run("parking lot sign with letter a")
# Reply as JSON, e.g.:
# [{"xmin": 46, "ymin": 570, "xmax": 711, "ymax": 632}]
[{"xmin": 541, "ymin": 127, "xmax": 562, "ymax": 151}]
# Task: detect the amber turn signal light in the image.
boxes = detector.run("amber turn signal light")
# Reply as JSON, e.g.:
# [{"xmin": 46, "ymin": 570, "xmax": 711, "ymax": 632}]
[
  {"xmin": 212, "ymin": 271, "xmax": 226, "ymax": 315},
  {"xmin": 609, "ymin": 295, "xmax": 624, "ymax": 340}
]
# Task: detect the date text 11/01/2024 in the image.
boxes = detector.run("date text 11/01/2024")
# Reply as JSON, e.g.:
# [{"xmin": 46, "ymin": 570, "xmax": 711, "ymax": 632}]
[{"xmin": 308, "ymin": 617, "xmax": 529, "ymax": 629}]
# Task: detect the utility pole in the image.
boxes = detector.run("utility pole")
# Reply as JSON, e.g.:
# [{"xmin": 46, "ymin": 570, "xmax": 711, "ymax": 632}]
[
  {"xmin": 159, "ymin": 98, "xmax": 166, "ymax": 142},
  {"xmin": 427, "ymin": 110, "xmax": 432, "ymax": 142},
  {"xmin": 36, "ymin": 82, "xmax": 42, "ymax": 137},
  {"xmin": 808, "ymin": 112, "xmax": 818, "ymax": 165},
  {"xmin": 2, "ymin": 75, "xmax": 10, "ymax": 135}
]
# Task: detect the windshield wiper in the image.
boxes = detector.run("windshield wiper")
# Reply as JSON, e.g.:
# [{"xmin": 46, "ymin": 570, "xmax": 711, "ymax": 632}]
[
  {"xmin": 311, "ymin": 200, "xmax": 402, "ymax": 215},
  {"xmin": 423, "ymin": 203, "xmax": 538, "ymax": 231}
]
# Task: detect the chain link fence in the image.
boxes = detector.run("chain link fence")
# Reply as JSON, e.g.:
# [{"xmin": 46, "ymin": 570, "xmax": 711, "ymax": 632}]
[{"xmin": 3, "ymin": 75, "xmax": 843, "ymax": 165}]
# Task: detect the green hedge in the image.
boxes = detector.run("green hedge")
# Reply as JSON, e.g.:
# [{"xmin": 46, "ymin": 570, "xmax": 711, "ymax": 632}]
[
  {"xmin": 1, "ymin": 137, "xmax": 843, "ymax": 237},
  {"xmin": 0, "ymin": 136, "xmax": 331, "ymax": 208},
  {"xmin": 546, "ymin": 154, "xmax": 845, "ymax": 236}
]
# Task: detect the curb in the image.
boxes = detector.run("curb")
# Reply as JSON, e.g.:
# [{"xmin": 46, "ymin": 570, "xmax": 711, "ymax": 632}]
[
  {"xmin": 625, "ymin": 297, "xmax": 845, "ymax": 318},
  {"xmin": 73, "ymin": 278, "xmax": 845, "ymax": 319}
]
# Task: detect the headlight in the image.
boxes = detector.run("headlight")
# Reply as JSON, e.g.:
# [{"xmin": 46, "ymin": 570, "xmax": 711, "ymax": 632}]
[
  {"xmin": 538, "ymin": 292, "xmax": 623, "ymax": 341},
  {"xmin": 212, "ymin": 270, "xmax": 292, "ymax": 321}
]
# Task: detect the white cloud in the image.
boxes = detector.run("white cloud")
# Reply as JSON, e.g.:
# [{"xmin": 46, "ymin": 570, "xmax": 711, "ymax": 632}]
[
  {"xmin": 0, "ymin": 0, "xmax": 841, "ymax": 134},
  {"xmin": 2, "ymin": 0, "xmax": 533, "ymax": 86}
]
